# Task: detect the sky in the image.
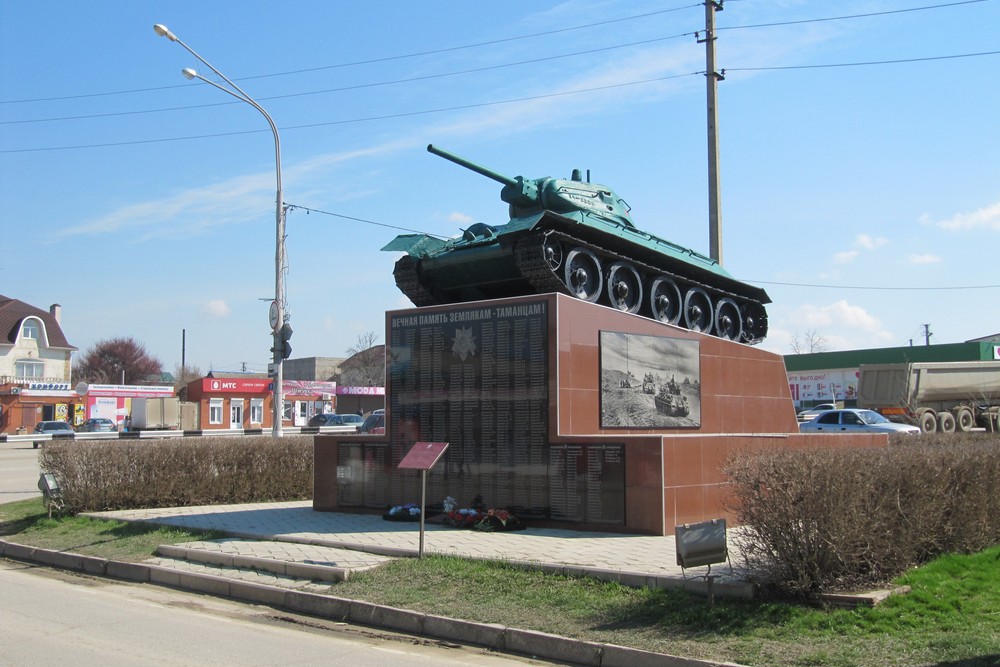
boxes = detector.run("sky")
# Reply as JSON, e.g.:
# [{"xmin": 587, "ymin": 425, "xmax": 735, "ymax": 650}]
[{"xmin": 2, "ymin": 0, "xmax": 998, "ymax": 377}]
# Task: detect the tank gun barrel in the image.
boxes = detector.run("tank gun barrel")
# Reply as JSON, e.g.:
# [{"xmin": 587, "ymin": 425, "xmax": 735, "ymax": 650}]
[
  {"xmin": 428, "ymin": 144, "xmax": 539, "ymax": 206},
  {"xmin": 427, "ymin": 144, "xmax": 518, "ymax": 187}
]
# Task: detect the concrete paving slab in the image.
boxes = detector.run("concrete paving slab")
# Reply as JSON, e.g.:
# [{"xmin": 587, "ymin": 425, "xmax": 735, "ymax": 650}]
[{"xmin": 86, "ymin": 501, "xmax": 753, "ymax": 596}]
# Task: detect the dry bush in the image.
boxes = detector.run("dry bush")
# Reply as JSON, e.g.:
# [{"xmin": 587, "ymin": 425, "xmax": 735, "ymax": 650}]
[
  {"xmin": 724, "ymin": 432, "xmax": 1000, "ymax": 596},
  {"xmin": 38, "ymin": 435, "xmax": 314, "ymax": 513}
]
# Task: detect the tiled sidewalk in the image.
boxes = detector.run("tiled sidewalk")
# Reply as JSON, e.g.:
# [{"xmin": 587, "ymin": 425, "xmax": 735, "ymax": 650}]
[{"xmin": 88, "ymin": 501, "xmax": 749, "ymax": 593}]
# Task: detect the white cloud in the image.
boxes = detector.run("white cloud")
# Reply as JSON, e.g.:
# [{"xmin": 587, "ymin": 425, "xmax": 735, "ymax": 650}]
[
  {"xmin": 202, "ymin": 300, "xmax": 231, "ymax": 318},
  {"xmin": 925, "ymin": 201, "xmax": 1000, "ymax": 231},
  {"xmin": 833, "ymin": 250, "xmax": 859, "ymax": 264},
  {"xmin": 784, "ymin": 300, "xmax": 895, "ymax": 351},
  {"xmin": 906, "ymin": 253, "xmax": 942, "ymax": 265},
  {"xmin": 855, "ymin": 234, "xmax": 888, "ymax": 250},
  {"xmin": 448, "ymin": 212, "xmax": 475, "ymax": 224}
]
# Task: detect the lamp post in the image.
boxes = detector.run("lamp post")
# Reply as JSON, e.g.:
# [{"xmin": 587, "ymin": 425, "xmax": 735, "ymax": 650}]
[{"xmin": 154, "ymin": 24, "xmax": 287, "ymax": 437}]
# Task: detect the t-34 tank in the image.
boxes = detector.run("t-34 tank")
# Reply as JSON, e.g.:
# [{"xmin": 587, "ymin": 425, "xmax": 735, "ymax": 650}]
[{"xmin": 383, "ymin": 144, "xmax": 770, "ymax": 344}]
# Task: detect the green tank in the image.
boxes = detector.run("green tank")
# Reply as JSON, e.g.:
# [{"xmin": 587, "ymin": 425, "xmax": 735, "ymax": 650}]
[{"xmin": 382, "ymin": 144, "xmax": 770, "ymax": 344}]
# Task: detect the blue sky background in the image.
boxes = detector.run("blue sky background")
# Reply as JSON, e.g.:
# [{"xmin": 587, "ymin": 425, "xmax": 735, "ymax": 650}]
[{"xmin": 2, "ymin": 1, "xmax": 998, "ymax": 376}]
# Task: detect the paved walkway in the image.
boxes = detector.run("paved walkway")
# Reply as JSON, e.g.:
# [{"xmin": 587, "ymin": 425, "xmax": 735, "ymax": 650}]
[{"xmin": 88, "ymin": 501, "xmax": 750, "ymax": 594}]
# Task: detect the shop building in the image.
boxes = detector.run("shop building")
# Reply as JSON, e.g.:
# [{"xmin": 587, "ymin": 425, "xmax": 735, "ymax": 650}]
[
  {"xmin": 75, "ymin": 383, "xmax": 176, "ymax": 429},
  {"xmin": 1, "ymin": 296, "xmax": 78, "ymax": 433},
  {"xmin": 786, "ymin": 338, "xmax": 1000, "ymax": 408}
]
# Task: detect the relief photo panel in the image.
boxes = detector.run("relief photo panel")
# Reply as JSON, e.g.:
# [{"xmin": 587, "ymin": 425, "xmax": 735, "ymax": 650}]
[{"xmin": 599, "ymin": 331, "xmax": 701, "ymax": 429}]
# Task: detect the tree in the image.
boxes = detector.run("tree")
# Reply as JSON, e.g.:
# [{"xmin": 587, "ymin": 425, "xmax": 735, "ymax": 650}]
[
  {"xmin": 75, "ymin": 337, "xmax": 163, "ymax": 385},
  {"xmin": 173, "ymin": 363, "xmax": 203, "ymax": 392},
  {"xmin": 790, "ymin": 329, "xmax": 830, "ymax": 355},
  {"xmin": 342, "ymin": 331, "xmax": 385, "ymax": 386}
]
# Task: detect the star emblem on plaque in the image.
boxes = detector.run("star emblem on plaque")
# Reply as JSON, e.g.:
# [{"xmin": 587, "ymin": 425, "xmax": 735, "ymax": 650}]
[{"xmin": 451, "ymin": 326, "xmax": 477, "ymax": 361}]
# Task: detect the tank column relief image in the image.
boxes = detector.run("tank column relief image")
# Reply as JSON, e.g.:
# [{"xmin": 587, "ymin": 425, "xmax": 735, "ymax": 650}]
[{"xmin": 383, "ymin": 145, "xmax": 770, "ymax": 344}]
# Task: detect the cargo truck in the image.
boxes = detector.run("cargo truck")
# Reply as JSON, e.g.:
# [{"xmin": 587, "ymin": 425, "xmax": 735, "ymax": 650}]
[
  {"xmin": 857, "ymin": 361, "xmax": 1000, "ymax": 433},
  {"xmin": 130, "ymin": 396, "xmax": 181, "ymax": 430}
]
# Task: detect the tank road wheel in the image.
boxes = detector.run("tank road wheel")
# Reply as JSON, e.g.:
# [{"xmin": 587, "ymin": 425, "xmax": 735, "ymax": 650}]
[
  {"xmin": 648, "ymin": 277, "xmax": 682, "ymax": 325},
  {"xmin": 714, "ymin": 298, "xmax": 743, "ymax": 341},
  {"xmin": 563, "ymin": 248, "xmax": 603, "ymax": 302},
  {"xmin": 606, "ymin": 262, "xmax": 642, "ymax": 313},
  {"xmin": 917, "ymin": 409, "xmax": 937, "ymax": 433},
  {"xmin": 543, "ymin": 236, "xmax": 563, "ymax": 271},
  {"xmin": 937, "ymin": 411, "xmax": 956, "ymax": 433},
  {"xmin": 682, "ymin": 287, "xmax": 714, "ymax": 333},
  {"xmin": 954, "ymin": 406, "xmax": 975, "ymax": 432},
  {"xmin": 740, "ymin": 303, "xmax": 768, "ymax": 344}
]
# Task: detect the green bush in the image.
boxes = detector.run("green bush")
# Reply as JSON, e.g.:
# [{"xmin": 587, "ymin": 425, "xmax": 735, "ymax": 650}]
[
  {"xmin": 38, "ymin": 436, "xmax": 313, "ymax": 513},
  {"xmin": 724, "ymin": 433, "xmax": 1000, "ymax": 596}
]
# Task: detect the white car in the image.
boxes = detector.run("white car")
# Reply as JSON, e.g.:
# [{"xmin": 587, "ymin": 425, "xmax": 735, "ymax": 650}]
[
  {"xmin": 796, "ymin": 403, "xmax": 838, "ymax": 422},
  {"xmin": 799, "ymin": 409, "xmax": 921, "ymax": 435}
]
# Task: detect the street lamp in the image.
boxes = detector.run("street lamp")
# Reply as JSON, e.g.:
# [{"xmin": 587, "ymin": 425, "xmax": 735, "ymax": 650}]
[{"xmin": 154, "ymin": 24, "xmax": 287, "ymax": 437}]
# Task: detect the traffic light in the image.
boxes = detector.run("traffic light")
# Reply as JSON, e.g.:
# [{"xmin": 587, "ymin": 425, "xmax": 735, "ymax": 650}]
[{"xmin": 272, "ymin": 322, "xmax": 293, "ymax": 362}]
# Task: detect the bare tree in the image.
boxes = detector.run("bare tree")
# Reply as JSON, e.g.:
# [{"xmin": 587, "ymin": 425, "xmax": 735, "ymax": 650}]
[
  {"xmin": 790, "ymin": 329, "xmax": 830, "ymax": 355},
  {"xmin": 173, "ymin": 363, "xmax": 203, "ymax": 392},
  {"xmin": 75, "ymin": 337, "xmax": 163, "ymax": 385},
  {"xmin": 342, "ymin": 332, "xmax": 384, "ymax": 386}
]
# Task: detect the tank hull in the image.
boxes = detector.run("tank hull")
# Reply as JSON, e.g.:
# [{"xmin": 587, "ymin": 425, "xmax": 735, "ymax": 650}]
[
  {"xmin": 386, "ymin": 211, "xmax": 770, "ymax": 344},
  {"xmin": 385, "ymin": 145, "xmax": 770, "ymax": 344}
]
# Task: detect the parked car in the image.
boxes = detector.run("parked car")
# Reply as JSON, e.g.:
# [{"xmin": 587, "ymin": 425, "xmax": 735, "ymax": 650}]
[
  {"xmin": 359, "ymin": 412, "xmax": 385, "ymax": 435},
  {"xmin": 307, "ymin": 413, "xmax": 364, "ymax": 431},
  {"xmin": 796, "ymin": 403, "xmax": 838, "ymax": 422},
  {"xmin": 32, "ymin": 420, "xmax": 75, "ymax": 448},
  {"xmin": 80, "ymin": 417, "xmax": 116, "ymax": 432},
  {"xmin": 798, "ymin": 409, "xmax": 921, "ymax": 435}
]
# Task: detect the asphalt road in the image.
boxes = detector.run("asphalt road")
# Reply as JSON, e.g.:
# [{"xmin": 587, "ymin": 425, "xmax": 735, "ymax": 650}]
[
  {"xmin": 1, "ymin": 559, "xmax": 552, "ymax": 667},
  {"xmin": 0, "ymin": 441, "xmax": 40, "ymax": 504}
]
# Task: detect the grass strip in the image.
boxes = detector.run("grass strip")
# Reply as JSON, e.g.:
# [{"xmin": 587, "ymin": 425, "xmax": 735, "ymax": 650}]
[{"xmin": 2, "ymin": 497, "xmax": 998, "ymax": 667}]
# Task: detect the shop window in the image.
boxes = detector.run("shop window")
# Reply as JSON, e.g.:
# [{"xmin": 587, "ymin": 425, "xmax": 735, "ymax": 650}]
[
  {"xmin": 282, "ymin": 400, "xmax": 293, "ymax": 421},
  {"xmin": 15, "ymin": 359, "xmax": 44, "ymax": 379},
  {"xmin": 250, "ymin": 398, "xmax": 264, "ymax": 424},
  {"xmin": 209, "ymin": 398, "xmax": 223, "ymax": 425}
]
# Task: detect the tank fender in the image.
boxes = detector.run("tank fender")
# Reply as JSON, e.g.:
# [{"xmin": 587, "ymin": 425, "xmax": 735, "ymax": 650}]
[{"xmin": 381, "ymin": 234, "xmax": 448, "ymax": 256}]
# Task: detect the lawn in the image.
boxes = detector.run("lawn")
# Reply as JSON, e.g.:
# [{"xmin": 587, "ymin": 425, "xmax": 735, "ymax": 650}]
[{"xmin": 2, "ymin": 497, "xmax": 998, "ymax": 667}]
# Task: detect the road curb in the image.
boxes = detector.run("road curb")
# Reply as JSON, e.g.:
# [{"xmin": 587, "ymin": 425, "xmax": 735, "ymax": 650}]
[{"xmin": 0, "ymin": 538, "xmax": 749, "ymax": 667}]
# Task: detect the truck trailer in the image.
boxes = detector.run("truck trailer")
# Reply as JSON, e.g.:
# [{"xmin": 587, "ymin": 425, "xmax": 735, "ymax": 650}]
[
  {"xmin": 130, "ymin": 397, "xmax": 181, "ymax": 430},
  {"xmin": 857, "ymin": 361, "xmax": 1000, "ymax": 433}
]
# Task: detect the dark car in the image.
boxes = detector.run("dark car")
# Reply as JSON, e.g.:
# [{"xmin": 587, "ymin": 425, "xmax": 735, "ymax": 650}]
[
  {"xmin": 359, "ymin": 412, "xmax": 385, "ymax": 435},
  {"xmin": 32, "ymin": 420, "xmax": 75, "ymax": 448},
  {"xmin": 307, "ymin": 413, "xmax": 364, "ymax": 431},
  {"xmin": 80, "ymin": 417, "xmax": 116, "ymax": 432}
]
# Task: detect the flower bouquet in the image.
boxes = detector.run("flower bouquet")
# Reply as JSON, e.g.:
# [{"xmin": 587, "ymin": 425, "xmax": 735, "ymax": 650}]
[
  {"xmin": 382, "ymin": 502, "xmax": 421, "ymax": 521},
  {"xmin": 442, "ymin": 496, "xmax": 524, "ymax": 531}
]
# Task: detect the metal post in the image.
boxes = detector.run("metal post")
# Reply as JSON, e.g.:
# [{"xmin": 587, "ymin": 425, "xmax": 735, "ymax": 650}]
[
  {"xmin": 703, "ymin": 1, "xmax": 724, "ymax": 266},
  {"xmin": 153, "ymin": 24, "xmax": 286, "ymax": 436},
  {"xmin": 419, "ymin": 469, "xmax": 427, "ymax": 558}
]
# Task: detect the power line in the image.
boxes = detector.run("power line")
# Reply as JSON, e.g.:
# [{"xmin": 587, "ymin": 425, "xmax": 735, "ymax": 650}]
[
  {"xmin": 285, "ymin": 203, "xmax": 442, "ymax": 237},
  {"xmin": 717, "ymin": 0, "xmax": 990, "ymax": 32},
  {"xmin": 751, "ymin": 279, "xmax": 1000, "ymax": 291},
  {"xmin": 4, "ymin": 0, "xmax": 984, "ymax": 107},
  {"xmin": 0, "ymin": 72, "xmax": 701, "ymax": 153},
  {"xmin": 1, "ymin": 33, "xmax": 694, "ymax": 126},
  {"xmin": 728, "ymin": 49, "xmax": 1000, "ymax": 72},
  {"xmin": 0, "ymin": 3, "xmax": 700, "ymax": 105}
]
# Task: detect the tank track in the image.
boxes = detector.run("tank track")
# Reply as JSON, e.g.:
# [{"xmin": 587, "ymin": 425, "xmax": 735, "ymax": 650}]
[
  {"xmin": 392, "ymin": 231, "xmax": 768, "ymax": 344},
  {"xmin": 513, "ymin": 231, "xmax": 768, "ymax": 344},
  {"xmin": 392, "ymin": 254, "xmax": 438, "ymax": 306}
]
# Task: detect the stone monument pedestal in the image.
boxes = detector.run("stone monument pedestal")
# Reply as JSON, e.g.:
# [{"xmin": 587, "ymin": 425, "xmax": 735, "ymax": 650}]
[{"xmin": 315, "ymin": 293, "xmax": 882, "ymax": 535}]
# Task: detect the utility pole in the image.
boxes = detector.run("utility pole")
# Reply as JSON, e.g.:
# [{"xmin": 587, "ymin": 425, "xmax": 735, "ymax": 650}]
[
  {"xmin": 923, "ymin": 324, "xmax": 933, "ymax": 346},
  {"xmin": 699, "ymin": 0, "xmax": 725, "ymax": 266}
]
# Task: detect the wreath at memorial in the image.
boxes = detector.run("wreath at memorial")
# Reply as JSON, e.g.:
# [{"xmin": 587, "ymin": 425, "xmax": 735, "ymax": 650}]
[
  {"xmin": 442, "ymin": 496, "xmax": 525, "ymax": 532},
  {"xmin": 382, "ymin": 502, "xmax": 421, "ymax": 521}
]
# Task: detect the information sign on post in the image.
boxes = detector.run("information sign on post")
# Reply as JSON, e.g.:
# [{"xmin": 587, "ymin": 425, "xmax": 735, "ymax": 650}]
[{"xmin": 398, "ymin": 441, "xmax": 449, "ymax": 558}]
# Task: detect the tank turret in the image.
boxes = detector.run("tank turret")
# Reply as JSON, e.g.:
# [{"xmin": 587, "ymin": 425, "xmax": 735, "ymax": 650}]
[{"xmin": 383, "ymin": 145, "xmax": 770, "ymax": 344}]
